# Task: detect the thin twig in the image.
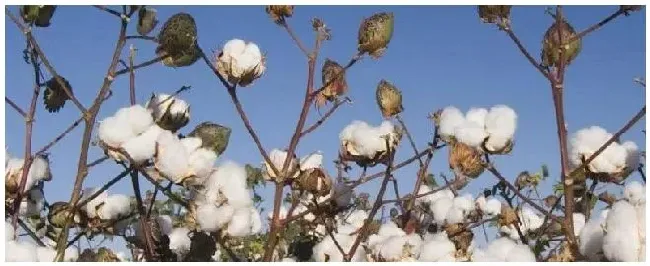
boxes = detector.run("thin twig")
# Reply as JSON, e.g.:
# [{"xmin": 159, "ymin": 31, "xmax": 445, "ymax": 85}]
[
  {"xmin": 280, "ymin": 19, "xmax": 310, "ymax": 57},
  {"xmin": 300, "ymin": 98, "xmax": 349, "ymax": 137},
  {"xmin": 87, "ymin": 156, "xmax": 109, "ymax": 168},
  {"xmin": 565, "ymin": 8, "xmax": 627, "ymax": 44},
  {"xmin": 114, "ymin": 55, "xmax": 167, "ymax": 76},
  {"xmin": 129, "ymin": 44, "xmax": 137, "ymax": 105},
  {"xmin": 93, "ymin": 5, "xmax": 122, "ymax": 18},
  {"xmin": 75, "ymin": 168, "xmax": 131, "ymax": 208},
  {"xmin": 130, "ymin": 170, "xmax": 155, "ymax": 261},
  {"xmin": 5, "ymin": 97, "xmax": 27, "ymax": 117},
  {"xmin": 126, "ymin": 35, "xmax": 158, "ymax": 42},
  {"xmin": 35, "ymin": 116, "xmax": 84, "ymax": 156}
]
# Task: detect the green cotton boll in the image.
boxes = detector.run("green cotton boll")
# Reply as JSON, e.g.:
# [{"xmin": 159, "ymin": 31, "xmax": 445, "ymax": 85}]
[
  {"xmin": 34, "ymin": 6, "xmax": 57, "ymax": 27},
  {"xmin": 357, "ymin": 12, "xmax": 394, "ymax": 58},
  {"xmin": 541, "ymin": 19, "xmax": 582, "ymax": 68},
  {"xmin": 137, "ymin": 7, "xmax": 158, "ymax": 36},
  {"xmin": 156, "ymin": 13, "xmax": 198, "ymax": 58},
  {"xmin": 162, "ymin": 47, "xmax": 201, "ymax": 68},
  {"xmin": 188, "ymin": 122, "xmax": 232, "ymax": 156}
]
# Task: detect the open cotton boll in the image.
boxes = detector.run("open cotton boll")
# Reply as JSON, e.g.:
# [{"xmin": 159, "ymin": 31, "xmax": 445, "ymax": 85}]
[
  {"xmin": 312, "ymin": 233, "xmax": 366, "ymax": 262},
  {"xmin": 266, "ymin": 205, "xmax": 288, "ymax": 221},
  {"xmin": 476, "ymin": 195, "xmax": 487, "ymax": 211},
  {"xmin": 484, "ymin": 198, "xmax": 502, "ymax": 216},
  {"xmin": 206, "ymin": 161, "xmax": 251, "ymax": 208},
  {"xmin": 455, "ymin": 120, "xmax": 488, "ymax": 148},
  {"xmin": 438, "ymin": 106, "xmax": 465, "ymax": 138},
  {"xmin": 121, "ymin": 125, "xmax": 163, "ymax": 163},
  {"xmin": 197, "ymin": 203, "xmax": 226, "ymax": 232},
  {"xmin": 187, "ymin": 148, "xmax": 217, "ymax": 179},
  {"xmin": 568, "ymin": 126, "xmax": 629, "ymax": 174},
  {"xmin": 168, "ymin": 227, "xmax": 191, "ymax": 259},
  {"xmin": 249, "ymin": 208, "xmax": 262, "ymax": 234},
  {"xmin": 473, "ymin": 237, "xmax": 515, "ymax": 261},
  {"xmin": 429, "ymin": 188, "xmax": 455, "ymax": 204},
  {"xmin": 621, "ymin": 141, "xmax": 641, "ymax": 170},
  {"xmin": 418, "ymin": 232, "xmax": 456, "ymax": 261},
  {"xmin": 180, "ymin": 137, "xmax": 203, "ymax": 154},
  {"xmin": 344, "ymin": 209, "xmax": 369, "ymax": 229},
  {"xmin": 519, "ymin": 207, "xmax": 543, "ymax": 232},
  {"xmin": 98, "ymin": 116, "xmax": 136, "ymax": 147},
  {"xmin": 6, "ymin": 240, "xmax": 38, "ymax": 262},
  {"xmin": 114, "ymin": 105, "xmax": 154, "ymax": 136},
  {"xmin": 506, "ymin": 244, "xmax": 536, "ymax": 261},
  {"xmin": 300, "ymin": 151, "xmax": 323, "ymax": 171},
  {"xmin": 624, "ymin": 181, "xmax": 645, "ymax": 206},
  {"xmin": 377, "ymin": 236, "xmax": 408, "ymax": 261},
  {"xmin": 63, "ymin": 246, "xmax": 79, "ymax": 262},
  {"xmin": 465, "ymin": 108, "xmax": 488, "ymax": 129},
  {"xmin": 579, "ymin": 214, "xmax": 606, "ymax": 261},
  {"xmin": 227, "ymin": 208, "xmax": 253, "ymax": 237},
  {"xmin": 603, "ymin": 200, "xmax": 642, "ymax": 262},
  {"xmin": 431, "ymin": 197, "xmax": 453, "ymax": 223},
  {"xmin": 80, "ymin": 187, "xmax": 108, "ymax": 218},
  {"xmin": 155, "ymin": 131, "xmax": 190, "ymax": 182},
  {"xmin": 223, "ymin": 39, "xmax": 247, "ymax": 56},
  {"xmin": 573, "ymin": 213, "xmax": 586, "ymax": 236},
  {"xmin": 97, "ymin": 194, "xmax": 132, "ymax": 220},
  {"xmin": 484, "ymin": 105, "xmax": 517, "ymax": 150}
]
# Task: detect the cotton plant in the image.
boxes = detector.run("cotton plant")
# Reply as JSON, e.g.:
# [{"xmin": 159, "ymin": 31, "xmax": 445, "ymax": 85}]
[
  {"xmin": 475, "ymin": 194, "xmax": 502, "ymax": 216},
  {"xmin": 215, "ymin": 39, "xmax": 266, "ymax": 87},
  {"xmin": 97, "ymin": 105, "xmax": 156, "ymax": 162},
  {"xmin": 339, "ymin": 120, "xmax": 403, "ymax": 166},
  {"xmin": 367, "ymin": 221, "xmax": 423, "ymax": 261},
  {"xmin": 568, "ymin": 126, "xmax": 640, "ymax": 181},
  {"xmin": 436, "ymin": 105, "xmax": 517, "ymax": 154},
  {"xmin": 154, "ymin": 132, "xmax": 217, "ymax": 185}
]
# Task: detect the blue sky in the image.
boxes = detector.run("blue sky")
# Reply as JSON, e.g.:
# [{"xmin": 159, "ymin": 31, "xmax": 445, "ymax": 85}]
[{"xmin": 4, "ymin": 5, "xmax": 646, "ymax": 253}]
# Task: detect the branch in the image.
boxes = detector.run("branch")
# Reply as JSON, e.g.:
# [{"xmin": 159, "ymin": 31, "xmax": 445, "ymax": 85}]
[
  {"xmin": 75, "ymin": 168, "xmax": 131, "ymax": 209},
  {"xmin": 501, "ymin": 25, "xmax": 552, "ymax": 81},
  {"xmin": 35, "ymin": 116, "xmax": 83, "ymax": 156},
  {"xmin": 125, "ymin": 35, "xmax": 158, "ymax": 42},
  {"xmin": 5, "ymin": 97, "xmax": 27, "ymax": 117},
  {"xmin": 114, "ymin": 55, "xmax": 167, "ymax": 76},
  {"xmin": 93, "ymin": 5, "xmax": 122, "ymax": 18},
  {"xmin": 565, "ymin": 8, "xmax": 627, "ymax": 44},
  {"xmin": 129, "ymin": 44, "xmax": 137, "ymax": 105},
  {"xmin": 130, "ymin": 170, "xmax": 155, "ymax": 261},
  {"xmin": 280, "ymin": 19, "xmax": 310, "ymax": 57}
]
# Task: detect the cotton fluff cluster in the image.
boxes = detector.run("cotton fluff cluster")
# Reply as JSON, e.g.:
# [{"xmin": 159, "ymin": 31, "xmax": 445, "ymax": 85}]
[
  {"xmin": 339, "ymin": 120, "xmax": 402, "ymax": 159},
  {"xmin": 367, "ymin": 221, "xmax": 423, "ymax": 261},
  {"xmin": 437, "ymin": 105, "xmax": 517, "ymax": 152},
  {"xmin": 216, "ymin": 39, "xmax": 266, "ymax": 87},
  {"xmin": 5, "ymin": 221, "xmax": 79, "ymax": 262},
  {"xmin": 499, "ymin": 207, "xmax": 543, "ymax": 239},
  {"xmin": 145, "ymin": 94, "xmax": 191, "ymax": 132},
  {"xmin": 578, "ymin": 210, "xmax": 609, "ymax": 261},
  {"xmin": 568, "ymin": 126, "xmax": 640, "ymax": 178},
  {"xmin": 472, "ymin": 237, "xmax": 536, "ymax": 261},
  {"xmin": 5, "ymin": 155, "xmax": 51, "ymax": 193},
  {"xmin": 312, "ymin": 210, "xmax": 369, "ymax": 262},
  {"xmin": 601, "ymin": 181, "xmax": 645, "ymax": 262},
  {"xmin": 194, "ymin": 161, "xmax": 262, "ymax": 237},
  {"xmin": 417, "ymin": 232, "xmax": 457, "ymax": 261},
  {"xmin": 98, "ymin": 105, "xmax": 158, "ymax": 162},
  {"xmin": 475, "ymin": 195, "xmax": 502, "ymax": 216},
  {"xmin": 168, "ymin": 227, "xmax": 191, "ymax": 260},
  {"xmin": 262, "ymin": 149, "xmax": 299, "ymax": 181},
  {"xmin": 79, "ymin": 187, "xmax": 132, "ymax": 220},
  {"xmin": 415, "ymin": 185, "xmax": 474, "ymax": 224},
  {"xmin": 155, "ymin": 132, "xmax": 217, "ymax": 184}
]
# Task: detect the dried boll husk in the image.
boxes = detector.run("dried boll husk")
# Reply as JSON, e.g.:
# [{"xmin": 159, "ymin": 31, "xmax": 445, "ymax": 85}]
[
  {"xmin": 541, "ymin": 19, "xmax": 582, "ymax": 68},
  {"xmin": 20, "ymin": 5, "xmax": 57, "ymax": 27},
  {"xmin": 188, "ymin": 122, "xmax": 231, "ymax": 156},
  {"xmin": 498, "ymin": 205, "xmax": 519, "ymax": 228},
  {"xmin": 477, "ymin": 5, "xmax": 512, "ymax": 24},
  {"xmin": 294, "ymin": 168, "xmax": 333, "ymax": 197},
  {"xmin": 265, "ymin": 5, "xmax": 294, "ymax": 23},
  {"xmin": 448, "ymin": 141, "xmax": 485, "ymax": 178},
  {"xmin": 137, "ymin": 7, "xmax": 158, "ymax": 36},
  {"xmin": 43, "ymin": 76, "xmax": 73, "ymax": 113},
  {"xmin": 96, "ymin": 247, "xmax": 121, "ymax": 262},
  {"xmin": 375, "ymin": 79, "xmax": 403, "ymax": 118},
  {"xmin": 358, "ymin": 12, "xmax": 394, "ymax": 58},
  {"xmin": 316, "ymin": 58, "xmax": 348, "ymax": 109},
  {"xmin": 48, "ymin": 201, "xmax": 84, "ymax": 228},
  {"xmin": 263, "ymin": 151, "xmax": 300, "ymax": 183},
  {"xmin": 156, "ymin": 13, "xmax": 199, "ymax": 67}
]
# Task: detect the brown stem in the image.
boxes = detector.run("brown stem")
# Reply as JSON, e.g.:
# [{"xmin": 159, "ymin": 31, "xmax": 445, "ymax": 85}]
[
  {"xmin": 129, "ymin": 44, "xmax": 136, "ymax": 105},
  {"xmin": 130, "ymin": 170, "xmax": 155, "ymax": 261},
  {"xmin": 5, "ymin": 8, "xmax": 86, "ymax": 114},
  {"xmin": 35, "ymin": 116, "xmax": 83, "ymax": 156},
  {"xmin": 346, "ymin": 139, "xmax": 395, "ymax": 261},
  {"xmin": 5, "ymin": 97, "xmax": 27, "ymax": 117}
]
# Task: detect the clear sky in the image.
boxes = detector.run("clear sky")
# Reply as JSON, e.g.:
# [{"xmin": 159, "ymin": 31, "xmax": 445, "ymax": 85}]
[{"xmin": 4, "ymin": 5, "xmax": 646, "ymax": 253}]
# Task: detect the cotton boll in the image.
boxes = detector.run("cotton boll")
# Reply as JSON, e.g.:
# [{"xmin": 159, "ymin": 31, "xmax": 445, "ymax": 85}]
[
  {"xmin": 480, "ymin": 237, "xmax": 517, "ymax": 261},
  {"xmin": 188, "ymin": 148, "xmax": 217, "ymax": 179},
  {"xmin": 465, "ymin": 108, "xmax": 488, "ymax": 128},
  {"xmin": 573, "ymin": 213, "xmax": 586, "ymax": 236},
  {"xmin": 485, "ymin": 105, "xmax": 517, "ymax": 150},
  {"xmin": 579, "ymin": 217, "xmax": 605, "ymax": 261},
  {"xmin": 121, "ymin": 105, "xmax": 154, "ymax": 135},
  {"xmin": 180, "ymin": 137, "xmax": 203, "ymax": 154},
  {"xmin": 196, "ymin": 203, "xmax": 222, "ymax": 232},
  {"xmin": 418, "ymin": 232, "xmax": 456, "ymax": 261},
  {"xmin": 624, "ymin": 181, "xmax": 645, "ymax": 205},
  {"xmin": 28, "ymin": 156, "xmax": 50, "ymax": 182},
  {"xmin": 506, "ymin": 244, "xmax": 536, "ymax": 262},
  {"xmin": 6, "ymin": 240, "xmax": 38, "ymax": 262},
  {"xmin": 455, "ymin": 120, "xmax": 488, "ymax": 148},
  {"xmin": 484, "ymin": 198, "xmax": 502, "ymax": 216},
  {"xmin": 168, "ymin": 227, "xmax": 191, "ymax": 259},
  {"xmin": 445, "ymin": 208, "xmax": 466, "ymax": 224},
  {"xmin": 429, "ymin": 188, "xmax": 455, "ymax": 204},
  {"xmin": 227, "ymin": 208, "xmax": 253, "ymax": 237},
  {"xmin": 97, "ymin": 194, "xmax": 132, "ymax": 220},
  {"xmin": 155, "ymin": 131, "xmax": 190, "ymax": 182},
  {"xmin": 63, "ymin": 246, "xmax": 79, "ymax": 262},
  {"xmin": 6, "ymin": 221, "xmax": 15, "ymax": 241},
  {"xmin": 431, "ymin": 197, "xmax": 453, "ymax": 224},
  {"xmin": 300, "ymin": 151, "xmax": 323, "ymax": 171},
  {"xmin": 621, "ymin": 141, "xmax": 641, "ymax": 170},
  {"xmin": 603, "ymin": 200, "xmax": 641, "ymax": 262},
  {"xmin": 249, "ymin": 208, "xmax": 262, "ymax": 234},
  {"xmin": 121, "ymin": 125, "xmax": 163, "ymax": 163},
  {"xmin": 206, "ymin": 161, "xmax": 251, "ymax": 208},
  {"xmin": 378, "ymin": 236, "xmax": 407, "ymax": 260},
  {"xmin": 98, "ymin": 116, "xmax": 135, "ymax": 147},
  {"xmin": 223, "ymin": 39, "xmax": 247, "ymax": 56},
  {"xmin": 453, "ymin": 194, "xmax": 475, "ymax": 212},
  {"xmin": 476, "ymin": 195, "xmax": 487, "ymax": 211},
  {"xmin": 438, "ymin": 106, "xmax": 466, "ymax": 138},
  {"xmin": 519, "ymin": 207, "xmax": 543, "ymax": 232},
  {"xmin": 36, "ymin": 246, "xmax": 56, "ymax": 262},
  {"xmin": 344, "ymin": 210, "xmax": 369, "ymax": 229},
  {"xmin": 156, "ymin": 215, "xmax": 174, "ymax": 235},
  {"xmin": 80, "ymin": 187, "xmax": 108, "ymax": 218}
]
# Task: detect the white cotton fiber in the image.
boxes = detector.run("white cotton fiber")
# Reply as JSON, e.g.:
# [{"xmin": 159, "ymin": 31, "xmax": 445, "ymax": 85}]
[
  {"xmin": 438, "ymin": 106, "xmax": 466, "ymax": 138},
  {"xmin": 80, "ymin": 187, "xmax": 108, "ymax": 218},
  {"xmin": 573, "ymin": 213, "xmax": 586, "ymax": 236},
  {"xmin": 117, "ymin": 105, "xmax": 154, "ymax": 136},
  {"xmin": 418, "ymin": 232, "xmax": 456, "ymax": 261},
  {"xmin": 155, "ymin": 131, "xmax": 190, "ymax": 182},
  {"xmin": 431, "ymin": 197, "xmax": 453, "ymax": 224},
  {"xmin": 6, "ymin": 221, "xmax": 15, "ymax": 241},
  {"xmin": 454, "ymin": 120, "xmax": 488, "ymax": 148},
  {"xmin": 6, "ymin": 240, "xmax": 38, "ymax": 262},
  {"xmin": 197, "ymin": 203, "xmax": 223, "ymax": 232},
  {"xmin": 569, "ymin": 126, "xmax": 639, "ymax": 177},
  {"xmin": 249, "ymin": 207, "xmax": 262, "ymax": 234},
  {"xmin": 484, "ymin": 105, "xmax": 517, "ymax": 151},
  {"xmin": 205, "ymin": 161, "xmax": 251, "ymax": 208},
  {"xmin": 579, "ymin": 213, "xmax": 606, "ymax": 261},
  {"xmin": 339, "ymin": 120, "xmax": 400, "ymax": 157},
  {"xmin": 603, "ymin": 200, "xmax": 642, "ymax": 262},
  {"xmin": 121, "ymin": 125, "xmax": 163, "ymax": 163},
  {"xmin": 485, "ymin": 198, "xmax": 502, "ymax": 216},
  {"xmin": 187, "ymin": 148, "xmax": 217, "ymax": 179},
  {"xmin": 97, "ymin": 194, "xmax": 131, "ymax": 220},
  {"xmin": 300, "ymin": 151, "xmax": 323, "ymax": 170},
  {"xmin": 180, "ymin": 137, "xmax": 203, "ymax": 154},
  {"xmin": 622, "ymin": 141, "xmax": 641, "ymax": 170},
  {"xmin": 227, "ymin": 208, "xmax": 253, "ymax": 237},
  {"xmin": 156, "ymin": 215, "xmax": 174, "ymax": 235},
  {"xmin": 36, "ymin": 246, "xmax": 56, "ymax": 262},
  {"xmin": 168, "ymin": 227, "xmax": 191, "ymax": 259},
  {"xmin": 624, "ymin": 181, "xmax": 645, "ymax": 206},
  {"xmin": 344, "ymin": 209, "xmax": 369, "ymax": 229},
  {"xmin": 98, "ymin": 116, "xmax": 135, "ymax": 147}
]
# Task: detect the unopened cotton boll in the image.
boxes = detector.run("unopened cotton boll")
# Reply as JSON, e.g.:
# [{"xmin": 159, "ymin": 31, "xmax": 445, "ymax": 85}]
[
  {"xmin": 624, "ymin": 180, "xmax": 645, "ymax": 205},
  {"xmin": 603, "ymin": 200, "xmax": 642, "ymax": 261},
  {"xmin": 438, "ymin": 106, "xmax": 466, "ymax": 139},
  {"xmin": 333, "ymin": 182, "xmax": 353, "ymax": 207},
  {"xmin": 168, "ymin": 227, "xmax": 191, "ymax": 259},
  {"xmin": 418, "ymin": 232, "xmax": 456, "ymax": 261},
  {"xmin": 300, "ymin": 151, "xmax": 323, "ymax": 171},
  {"xmin": 97, "ymin": 194, "xmax": 132, "ymax": 220},
  {"xmin": 121, "ymin": 125, "xmax": 163, "ymax": 163},
  {"xmin": 227, "ymin": 208, "xmax": 253, "ymax": 237}
]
